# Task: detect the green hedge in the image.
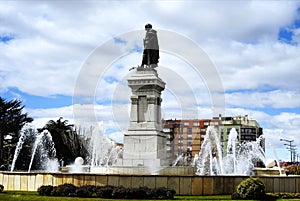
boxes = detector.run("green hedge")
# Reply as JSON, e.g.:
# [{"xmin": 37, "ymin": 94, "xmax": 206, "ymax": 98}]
[{"xmin": 38, "ymin": 184, "xmax": 176, "ymax": 199}]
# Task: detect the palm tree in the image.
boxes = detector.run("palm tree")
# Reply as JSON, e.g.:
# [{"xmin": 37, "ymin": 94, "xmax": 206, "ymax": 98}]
[
  {"xmin": 44, "ymin": 117, "xmax": 73, "ymax": 137},
  {"xmin": 43, "ymin": 117, "xmax": 88, "ymax": 165},
  {"xmin": 0, "ymin": 97, "xmax": 33, "ymax": 165}
]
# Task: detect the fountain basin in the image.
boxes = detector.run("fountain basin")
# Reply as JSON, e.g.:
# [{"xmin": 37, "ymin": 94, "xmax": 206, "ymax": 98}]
[
  {"xmin": 90, "ymin": 166, "xmax": 196, "ymax": 175},
  {"xmin": 252, "ymin": 167, "xmax": 285, "ymax": 176},
  {"xmin": 1, "ymin": 171, "xmax": 300, "ymax": 195},
  {"xmin": 64, "ymin": 165, "xmax": 90, "ymax": 173}
]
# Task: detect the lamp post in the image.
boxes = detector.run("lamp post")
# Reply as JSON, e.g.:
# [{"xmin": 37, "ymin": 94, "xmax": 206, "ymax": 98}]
[{"xmin": 280, "ymin": 139, "xmax": 294, "ymax": 163}]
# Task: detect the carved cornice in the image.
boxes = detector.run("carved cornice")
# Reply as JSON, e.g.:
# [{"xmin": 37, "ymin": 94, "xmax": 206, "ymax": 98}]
[{"xmin": 131, "ymin": 97, "xmax": 138, "ymax": 104}]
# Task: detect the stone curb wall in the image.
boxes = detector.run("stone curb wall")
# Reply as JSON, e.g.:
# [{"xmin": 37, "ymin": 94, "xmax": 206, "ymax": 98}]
[{"xmin": 0, "ymin": 172, "xmax": 299, "ymax": 195}]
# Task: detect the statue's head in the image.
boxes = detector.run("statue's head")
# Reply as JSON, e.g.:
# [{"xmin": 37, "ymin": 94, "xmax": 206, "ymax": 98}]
[{"xmin": 145, "ymin": 23, "xmax": 152, "ymax": 30}]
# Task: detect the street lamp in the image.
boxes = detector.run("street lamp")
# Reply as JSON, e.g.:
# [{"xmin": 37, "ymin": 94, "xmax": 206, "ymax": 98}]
[{"xmin": 280, "ymin": 139, "xmax": 294, "ymax": 163}]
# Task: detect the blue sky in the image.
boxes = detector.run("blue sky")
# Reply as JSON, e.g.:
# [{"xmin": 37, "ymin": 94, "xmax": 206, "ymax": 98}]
[{"xmin": 1, "ymin": 1, "xmax": 300, "ymax": 162}]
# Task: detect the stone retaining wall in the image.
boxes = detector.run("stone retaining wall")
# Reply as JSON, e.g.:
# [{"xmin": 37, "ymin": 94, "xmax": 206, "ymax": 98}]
[{"xmin": 0, "ymin": 172, "xmax": 299, "ymax": 195}]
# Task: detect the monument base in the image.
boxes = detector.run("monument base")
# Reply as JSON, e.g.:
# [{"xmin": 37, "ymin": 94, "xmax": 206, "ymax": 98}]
[
  {"xmin": 117, "ymin": 130, "xmax": 169, "ymax": 167},
  {"xmin": 122, "ymin": 67, "xmax": 169, "ymax": 167}
]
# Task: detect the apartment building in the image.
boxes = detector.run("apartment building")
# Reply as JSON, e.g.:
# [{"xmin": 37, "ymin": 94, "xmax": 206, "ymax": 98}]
[
  {"xmin": 163, "ymin": 119, "xmax": 220, "ymax": 163},
  {"xmin": 163, "ymin": 115, "xmax": 263, "ymax": 163}
]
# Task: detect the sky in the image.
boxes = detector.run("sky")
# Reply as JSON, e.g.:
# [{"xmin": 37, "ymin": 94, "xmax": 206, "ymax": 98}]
[{"xmin": 1, "ymin": 1, "xmax": 300, "ymax": 162}]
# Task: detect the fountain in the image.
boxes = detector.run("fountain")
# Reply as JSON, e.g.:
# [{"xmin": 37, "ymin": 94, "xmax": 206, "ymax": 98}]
[
  {"xmin": 3, "ymin": 27, "xmax": 296, "ymax": 196},
  {"xmin": 172, "ymin": 153, "xmax": 185, "ymax": 166},
  {"xmin": 10, "ymin": 124, "xmax": 34, "ymax": 172},
  {"xmin": 28, "ymin": 129, "xmax": 59, "ymax": 172},
  {"xmin": 196, "ymin": 126, "xmax": 266, "ymax": 175},
  {"xmin": 3, "ymin": 82, "xmax": 295, "ymax": 195},
  {"xmin": 66, "ymin": 67, "xmax": 268, "ymax": 176},
  {"xmin": 90, "ymin": 128, "xmax": 116, "ymax": 168},
  {"xmin": 10, "ymin": 126, "xmax": 59, "ymax": 172}
]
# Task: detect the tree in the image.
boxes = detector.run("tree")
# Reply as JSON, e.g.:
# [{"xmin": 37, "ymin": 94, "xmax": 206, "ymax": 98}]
[
  {"xmin": 0, "ymin": 97, "xmax": 33, "ymax": 165},
  {"xmin": 43, "ymin": 117, "xmax": 88, "ymax": 165}
]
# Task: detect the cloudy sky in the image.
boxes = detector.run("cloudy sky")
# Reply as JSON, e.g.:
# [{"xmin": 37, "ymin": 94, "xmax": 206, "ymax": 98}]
[{"xmin": 1, "ymin": 1, "xmax": 300, "ymax": 161}]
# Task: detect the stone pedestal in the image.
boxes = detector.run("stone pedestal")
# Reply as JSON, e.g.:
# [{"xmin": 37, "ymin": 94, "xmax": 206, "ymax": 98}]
[{"xmin": 117, "ymin": 67, "xmax": 169, "ymax": 167}]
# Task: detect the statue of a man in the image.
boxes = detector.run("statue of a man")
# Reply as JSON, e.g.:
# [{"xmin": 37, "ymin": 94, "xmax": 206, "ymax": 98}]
[{"xmin": 141, "ymin": 24, "xmax": 159, "ymax": 67}]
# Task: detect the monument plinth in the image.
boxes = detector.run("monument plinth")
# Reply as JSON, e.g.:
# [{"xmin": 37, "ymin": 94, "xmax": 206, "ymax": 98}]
[{"xmin": 118, "ymin": 67, "xmax": 168, "ymax": 167}]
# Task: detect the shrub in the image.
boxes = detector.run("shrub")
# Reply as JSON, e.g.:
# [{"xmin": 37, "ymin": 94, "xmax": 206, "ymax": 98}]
[
  {"xmin": 76, "ymin": 185, "xmax": 95, "ymax": 197},
  {"xmin": 125, "ymin": 186, "xmax": 153, "ymax": 199},
  {"xmin": 37, "ymin": 185, "xmax": 53, "ymax": 196},
  {"xmin": 36, "ymin": 183, "xmax": 176, "ymax": 199},
  {"xmin": 95, "ymin": 185, "xmax": 114, "ymax": 198},
  {"xmin": 279, "ymin": 192, "xmax": 300, "ymax": 199},
  {"xmin": 231, "ymin": 192, "xmax": 241, "ymax": 200},
  {"xmin": 52, "ymin": 183, "xmax": 77, "ymax": 197},
  {"xmin": 0, "ymin": 184, "xmax": 4, "ymax": 193},
  {"xmin": 236, "ymin": 177, "xmax": 266, "ymax": 199},
  {"xmin": 155, "ymin": 187, "xmax": 176, "ymax": 199},
  {"xmin": 111, "ymin": 186, "xmax": 127, "ymax": 199}
]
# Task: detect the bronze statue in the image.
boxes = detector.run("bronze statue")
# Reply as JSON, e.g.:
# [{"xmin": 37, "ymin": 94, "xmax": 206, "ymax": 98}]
[{"xmin": 141, "ymin": 23, "xmax": 159, "ymax": 67}]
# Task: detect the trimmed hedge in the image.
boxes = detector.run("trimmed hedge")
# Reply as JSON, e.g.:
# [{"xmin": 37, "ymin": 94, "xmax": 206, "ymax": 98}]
[
  {"xmin": 232, "ymin": 177, "xmax": 266, "ymax": 200},
  {"xmin": 38, "ymin": 184, "xmax": 176, "ymax": 199},
  {"xmin": 0, "ymin": 184, "xmax": 4, "ymax": 193}
]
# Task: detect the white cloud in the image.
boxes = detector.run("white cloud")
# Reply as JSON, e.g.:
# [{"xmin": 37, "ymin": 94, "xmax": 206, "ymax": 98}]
[
  {"xmin": 1, "ymin": 1, "xmax": 299, "ymax": 97},
  {"xmin": 226, "ymin": 90, "xmax": 300, "ymax": 108},
  {"xmin": 203, "ymin": 40, "xmax": 300, "ymax": 91}
]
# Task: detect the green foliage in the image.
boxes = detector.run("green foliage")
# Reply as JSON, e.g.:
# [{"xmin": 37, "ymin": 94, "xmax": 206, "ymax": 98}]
[
  {"xmin": 51, "ymin": 183, "xmax": 77, "ymax": 197},
  {"xmin": 0, "ymin": 97, "xmax": 33, "ymax": 165},
  {"xmin": 37, "ymin": 185, "xmax": 53, "ymax": 196},
  {"xmin": 75, "ymin": 185, "xmax": 95, "ymax": 197},
  {"xmin": 37, "ymin": 184, "xmax": 176, "ymax": 199},
  {"xmin": 235, "ymin": 177, "xmax": 266, "ymax": 200},
  {"xmin": 42, "ymin": 117, "xmax": 89, "ymax": 165},
  {"xmin": 0, "ymin": 97, "xmax": 33, "ymax": 137},
  {"xmin": 278, "ymin": 192, "xmax": 300, "ymax": 199}
]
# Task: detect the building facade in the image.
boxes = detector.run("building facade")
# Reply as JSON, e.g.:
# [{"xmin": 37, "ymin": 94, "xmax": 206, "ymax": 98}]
[
  {"xmin": 163, "ymin": 119, "xmax": 220, "ymax": 164},
  {"xmin": 213, "ymin": 114, "xmax": 264, "ymax": 152},
  {"xmin": 163, "ymin": 115, "xmax": 264, "ymax": 164}
]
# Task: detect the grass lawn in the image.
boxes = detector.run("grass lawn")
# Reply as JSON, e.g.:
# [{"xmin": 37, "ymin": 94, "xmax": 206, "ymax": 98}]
[{"xmin": 1, "ymin": 191, "xmax": 300, "ymax": 201}]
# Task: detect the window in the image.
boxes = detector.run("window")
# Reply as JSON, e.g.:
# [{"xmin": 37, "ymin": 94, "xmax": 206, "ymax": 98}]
[
  {"xmin": 183, "ymin": 122, "xmax": 189, "ymax": 126},
  {"xmin": 187, "ymin": 128, "xmax": 192, "ymax": 133},
  {"xmin": 163, "ymin": 128, "xmax": 170, "ymax": 132},
  {"xmin": 210, "ymin": 121, "xmax": 219, "ymax": 126},
  {"xmin": 204, "ymin": 122, "xmax": 209, "ymax": 126},
  {"xmin": 193, "ymin": 122, "xmax": 200, "ymax": 126}
]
